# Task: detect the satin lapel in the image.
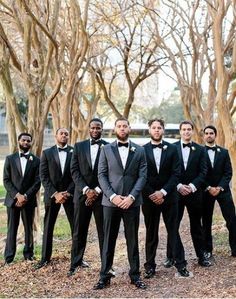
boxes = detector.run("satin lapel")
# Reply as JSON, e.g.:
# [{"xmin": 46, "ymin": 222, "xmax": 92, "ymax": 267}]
[
  {"xmin": 176, "ymin": 141, "xmax": 184, "ymax": 168},
  {"xmin": 124, "ymin": 142, "xmax": 136, "ymax": 171},
  {"xmin": 63, "ymin": 147, "xmax": 72, "ymax": 176},
  {"xmin": 53, "ymin": 146, "xmax": 62, "ymax": 175},
  {"xmin": 205, "ymin": 147, "xmax": 213, "ymax": 169},
  {"xmin": 14, "ymin": 153, "xmax": 22, "ymax": 177},
  {"xmin": 213, "ymin": 146, "xmax": 220, "ymax": 167},
  {"xmin": 111, "ymin": 142, "xmax": 124, "ymax": 170},
  {"xmin": 146, "ymin": 142, "xmax": 158, "ymax": 172},
  {"xmin": 24, "ymin": 154, "xmax": 33, "ymax": 177},
  {"xmin": 93, "ymin": 140, "xmax": 106, "ymax": 172},
  {"xmin": 159, "ymin": 142, "xmax": 167, "ymax": 171},
  {"xmin": 186, "ymin": 143, "xmax": 195, "ymax": 169},
  {"xmin": 84, "ymin": 140, "xmax": 92, "ymax": 170}
]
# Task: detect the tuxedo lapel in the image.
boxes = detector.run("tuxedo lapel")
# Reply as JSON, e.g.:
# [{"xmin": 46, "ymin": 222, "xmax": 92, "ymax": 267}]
[
  {"xmin": 84, "ymin": 140, "xmax": 92, "ymax": 170},
  {"xmin": 111, "ymin": 142, "xmax": 124, "ymax": 170},
  {"xmin": 52, "ymin": 146, "xmax": 62, "ymax": 175},
  {"xmin": 159, "ymin": 142, "xmax": 167, "ymax": 171},
  {"xmin": 93, "ymin": 140, "xmax": 106, "ymax": 172},
  {"xmin": 14, "ymin": 153, "xmax": 22, "ymax": 177},
  {"xmin": 213, "ymin": 146, "xmax": 220, "ymax": 167},
  {"xmin": 23, "ymin": 154, "xmax": 33, "ymax": 177},
  {"xmin": 146, "ymin": 142, "xmax": 158, "ymax": 173},
  {"xmin": 63, "ymin": 147, "xmax": 72, "ymax": 176},
  {"xmin": 186, "ymin": 143, "xmax": 195, "ymax": 169},
  {"xmin": 124, "ymin": 143, "xmax": 136, "ymax": 171},
  {"xmin": 176, "ymin": 141, "xmax": 184, "ymax": 168}
]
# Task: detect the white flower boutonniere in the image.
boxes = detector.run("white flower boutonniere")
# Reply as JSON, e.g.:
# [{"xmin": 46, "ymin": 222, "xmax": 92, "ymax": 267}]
[
  {"xmin": 191, "ymin": 146, "xmax": 196, "ymax": 151},
  {"xmin": 217, "ymin": 148, "xmax": 221, "ymax": 152},
  {"xmin": 100, "ymin": 143, "xmax": 104, "ymax": 148},
  {"xmin": 130, "ymin": 146, "xmax": 136, "ymax": 152},
  {"xmin": 29, "ymin": 156, "xmax": 33, "ymax": 161},
  {"xmin": 70, "ymin": 149, "xmax": 73, "ymax": 153},
  {"xmin": 163, "ymin": 145, "xmax": 168, "ymax": 151}
]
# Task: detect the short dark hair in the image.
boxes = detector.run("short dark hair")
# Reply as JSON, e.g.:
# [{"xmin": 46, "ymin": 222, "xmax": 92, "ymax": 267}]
[
  {"xmin": 179, "ymin": 120, "xmax": 194, "ymax": 130},
  {"xmin": 148, "ymin": 119, "xmax": 165, "ymax": 129},
  {"xmin": 89, "ymin": 118, "xmax": 103, "ymax": 127},
  {"xmin": 18, "ymin": 132, "xmax": 32, "ymax": 141},
  {"xmin": 114, "ymin": 117, "xmax": 130, "ymax": 126},
  {"xmin": 203, "ymin": 125, "xmax": 217, "ymax": 136},
  {"xmin": 55, "ymin": 128, "xmax": 69, "ymax": 135}
]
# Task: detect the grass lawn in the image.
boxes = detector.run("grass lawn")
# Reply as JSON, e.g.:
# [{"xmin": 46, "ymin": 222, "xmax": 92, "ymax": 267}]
[{"xmin": 0, "ymin": 185, "xmax": 6, "ymax": 198}]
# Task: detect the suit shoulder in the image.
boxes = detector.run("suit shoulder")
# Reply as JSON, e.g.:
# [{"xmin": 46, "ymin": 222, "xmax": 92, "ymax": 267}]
[{"xmin": 74, "ymin": 139, "xmax": 89, "ymax": 147}]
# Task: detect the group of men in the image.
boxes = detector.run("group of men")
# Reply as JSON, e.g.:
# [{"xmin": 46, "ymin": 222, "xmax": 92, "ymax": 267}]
[{"xmin": 3, "ymin": 117, "xmax": 236, "ymax": 291}]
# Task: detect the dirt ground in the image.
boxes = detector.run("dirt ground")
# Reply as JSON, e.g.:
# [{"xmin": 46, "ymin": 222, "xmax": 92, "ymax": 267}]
[{"xmin": 1, "ymin": 206, "xmax": 236, "ymax": 298}]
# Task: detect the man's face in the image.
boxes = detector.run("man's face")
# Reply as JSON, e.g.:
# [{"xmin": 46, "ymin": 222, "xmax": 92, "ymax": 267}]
[
  {"xmin": 89, "ymin": 121, "xmax": 103, "ymax": 140},
  {"xmin": 204, "ymin": 128, "xmax": 216, "ymax": 144},
  {"xmin": 55, "ymin": 128, "xmax": 69, "ymax": 146},
  {"xmin": 180, "ymin": 124, "xmax": 193, "ymax": 142},
  {"xmin": 115, "ymin": 120, "xmax": 131, "ymax": 141},
  {"xmin": 149, "ymin": 121, "xmax": 164, "ymax": 142},
  {"xmin": 18, "ymin": 135, "xmax": 32, "ymax": 153}
]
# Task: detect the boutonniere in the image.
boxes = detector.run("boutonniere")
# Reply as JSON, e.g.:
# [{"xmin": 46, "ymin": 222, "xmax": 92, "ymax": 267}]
[
  {"xmin": 130, "ymin": 146, "xmax": 136, "ymax": 152},
  {"xmin": 217, "ymin": 148, "xmax": 221, "ymax": 152},
  {"xmin": 70, "ymin": 149, "xmax": 73, "ymax": 153},
  {"xmin": 191, "ymin": 146, "xmax": 196, "ymax": 151},
  {"xmin": 29, "ymin": 156, "xmax": 33, "ymax": 161},
  {"xmin": 163, "ymin": 145, "xmax": 168, "ymax": 151},
  {"xmin": 100, "ymin": 143, "xmax": 104, "ymax": 148}
]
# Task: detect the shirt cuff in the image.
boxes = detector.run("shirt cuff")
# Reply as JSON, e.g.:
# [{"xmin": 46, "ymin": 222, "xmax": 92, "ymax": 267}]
[
  {"xmin": 189, "ymin": 183, "xmax": 197, "ymax": 193},
  {"xmin": 160, "ymin": 189, "xmax": 167, "ymax": 196},
  {"xmin": 51, "ymin": 191, "xmax": 58, "ymax": 198},
  {"xmin": 205, "ymin": 186, "xmax": 211, "ymax": 192},
  {"xmin": 110, "ymin": 193, "xmax": 117, "ymax": 202},
  {"xmin": 218, "ymin": 186, "xmax": 224, "ymax": 192},
  {"xmin": 83, "ymin": 186, "xmax": 89, "ymax": 195},
  {"xmin": 95, "ymin": 186, "xmax": 102, "ymax": 194},
  {"xmin": 177, "ymin": 183, "xmax": 183, "ymax": 191},
  {"xmin": 129, "ymin": 194, "xmax": 135, "ymax": 201}
]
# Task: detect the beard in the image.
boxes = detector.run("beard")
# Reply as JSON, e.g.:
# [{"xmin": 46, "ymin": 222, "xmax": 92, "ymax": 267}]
[
  {"xmin": 116, "ymin": 132, "xmax": 129, "ymax": 142},
  {"xmin": 151, "ymin": 135, "xmax": 163, "ymax": 143},
  {"xmin": 19, "ymin": 144, "xmax": 30, "ymax": 153}
]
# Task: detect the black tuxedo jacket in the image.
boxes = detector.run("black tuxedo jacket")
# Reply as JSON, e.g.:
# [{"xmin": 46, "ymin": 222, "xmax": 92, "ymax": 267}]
[
  {"xmin": 70, "ymin": 139, "xmax": 108, "ymax": 204},
  {"xmin": 174, "ymin": 141, "xmax": 207, "ymax": 189},
  {"xmin": 142, "ymin": 141, "xmax": 180, "ymax": 203},
  {"xmin": 204, "ymin": 145, "xmax": 232, "ymax": 197},
  {"xmin": 98, "ymin": 141, "xmax": 147, "ymax": 208},
  {"xmin": 40, "ymin": 145, "xmax": 74, "ymax": 205},
  {"xmin": 3, "ymin": 152, "xmax": 41, "ymax": 208}
]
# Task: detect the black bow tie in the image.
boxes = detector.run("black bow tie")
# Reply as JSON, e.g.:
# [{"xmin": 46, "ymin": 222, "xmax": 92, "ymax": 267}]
[
  {"xmin": 20, "ymin": 153, "xmax": 29, "ymax": 159},
  {"xmin": 206, "ymin": 146, "xmax": 216, "ymax": 151},
  {"xmin": 91, "ymin": 139, "xmax": 102, "ymax": 146},
  {"xmin": 183, "ymin": 143, "xmax": 191, "ymax": 148},
  {"xmin": 118, "ymin": 142, "xmax": 129, "ymax": 148},
  {"xmin": 58, "ymin": 147, "xmax": 68, "ymax": 152},
  {"xmin": 152, "ymin": 143, "xmax": 163, "ymax": 149}
]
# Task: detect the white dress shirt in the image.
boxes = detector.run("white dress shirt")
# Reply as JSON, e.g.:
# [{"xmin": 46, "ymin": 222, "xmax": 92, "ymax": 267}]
[
  {"xmin": 117, "ymin": 140, "xmax": 129, "ymax": 169},
  {"xmin": 206, "ymin": 144, "xmax": 216, "ymax": 168},
  {"xmin": 57, "ymin": 145, "xmax": 68, "ymax": 174},
  {"xmin": 19, "ymin": 151, "xmax": 30, "ymax": 176}
]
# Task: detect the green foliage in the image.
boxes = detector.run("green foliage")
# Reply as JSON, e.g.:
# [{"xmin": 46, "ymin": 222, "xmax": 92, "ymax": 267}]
[
  {"xmin": 0, "ymin": 186, "xmax": 6, "ymax": 198},
  {"xmin": 53, "ymin": 214, "xmax": 71, "ymax": 239}
]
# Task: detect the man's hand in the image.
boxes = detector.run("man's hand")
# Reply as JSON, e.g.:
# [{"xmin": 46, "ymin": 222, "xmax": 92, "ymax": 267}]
[
  {"xmin": 118, "ymin": 196, "xmax": 133, "ymax": 209},
  {"xmin": 85, "ymin": 189, "xmax": 99, "ymax": 206},
  {"xmin": 149, "ymin": 191, "xmax": 164, "ymax": 205},
  {"xmin": 15, "ymin": 193, "xmax": 27, "ymax": 207},
  {"xmin": 112, "ymin": 195, "xmax": 124, "ymax": 207},
  {"xmin": 209, "ymin": 187, "xmax": 221, "ymax": 197},
  {"xmin": 178, "ymin": 185, "xmax": 192, "ymax": 196},
  {"xmin": 54, "ymin": 192, "xmax": 67, "ymax": 204}
]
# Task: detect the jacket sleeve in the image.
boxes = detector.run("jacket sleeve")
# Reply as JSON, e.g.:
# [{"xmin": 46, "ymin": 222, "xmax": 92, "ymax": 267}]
[
  {"xmin": 129, "ymin": 148, "xmax": 147, "ymax": 199},
  {"xmin": 40, "ymin": 150, "xmax": 57, "ymax": 197},
  {"xmin": 25, "ymin": 157, "xmax": 41, "ymax": 198},
  {"xmin": 218, "ymin": 150, "xmax": 232, "ymax": 190},
  {"xmin": 70, "ymin": 144, "xmax": 87, "ymax": 191},
  {"xmin": 3, "ymin": 156, "xmax": 19, "ymax": 198},
  {"xmin": 98, "ymin": 147, "xmax": 115, "ymax": 198}
]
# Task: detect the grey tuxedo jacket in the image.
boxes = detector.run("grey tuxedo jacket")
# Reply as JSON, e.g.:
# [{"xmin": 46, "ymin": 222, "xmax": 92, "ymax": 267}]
[{"xmin": 98, "ymin": 141, "xmax": 147, "ymax": 208}]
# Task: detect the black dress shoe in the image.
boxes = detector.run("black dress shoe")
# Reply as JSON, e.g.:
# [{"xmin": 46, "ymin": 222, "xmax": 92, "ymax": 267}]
[
  {"xmin": 34, "ymin": 260, "xmax": 49, "ymax": 270},
  {"xmin": 131, "ymin": 279, "xmax": 147, "ymax": 289},
  {"xmin": 79, "ymin": 260, "xmax": 89, "ymax": 268},
  {"xmin": 144, "ymin": 268, "xmax": 155, "ymax": 279},
  {"xmin": 93, "ymin": 278, "xmax": 110, "ymax": 290},
  {"xmin": 25, "ymin": 256, "xmax": 35, "ymax": 261},
  {"xmin": 163, "ymin": 258, "xmax": 175, "ymax": 268},
  {"xmin": 178, "ymin": 267, "xmax": 190, "ymax": 277},
  {"xmin": 67, "ymin": 267, "xmax": 78, "ymax": 277},
  {"xmin": 198, "ymin": 258, "xmax": 212, "ymax": 267}
]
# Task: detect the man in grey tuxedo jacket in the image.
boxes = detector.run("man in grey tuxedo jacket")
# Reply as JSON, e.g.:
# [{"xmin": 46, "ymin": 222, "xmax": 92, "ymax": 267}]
[{"xmin": 93, "ymin": 117, "xmax": 147, "ymax": 290}]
